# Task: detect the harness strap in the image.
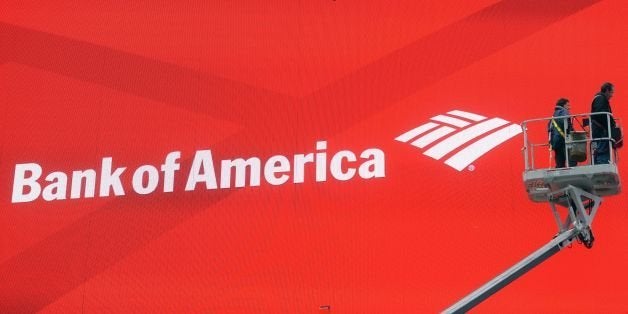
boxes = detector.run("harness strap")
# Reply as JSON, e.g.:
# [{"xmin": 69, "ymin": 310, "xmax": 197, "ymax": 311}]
[{"xmin": 551, "ymin": 118, "xmax": 566, "ymax": 139}]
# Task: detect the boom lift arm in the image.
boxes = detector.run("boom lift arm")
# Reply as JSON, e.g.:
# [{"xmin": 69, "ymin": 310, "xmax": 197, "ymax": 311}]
[{"xmin": 443, "ymin": 185, "xmax": 600, "ymax": 313}]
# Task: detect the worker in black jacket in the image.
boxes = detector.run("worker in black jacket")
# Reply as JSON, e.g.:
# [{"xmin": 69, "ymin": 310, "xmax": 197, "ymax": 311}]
[{"xmin": 590, "ymin": 82, "xmax": 616, "ymax": 164}]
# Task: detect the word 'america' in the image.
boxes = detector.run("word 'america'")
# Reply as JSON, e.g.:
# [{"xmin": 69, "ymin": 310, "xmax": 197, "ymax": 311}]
[{"xmin": 11, "ymin": 141, "xmax": 385, "ymax": 203}]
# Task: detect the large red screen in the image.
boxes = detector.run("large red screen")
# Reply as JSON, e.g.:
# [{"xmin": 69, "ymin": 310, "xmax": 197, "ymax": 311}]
[{"xmin": 2, "ymin": 1, "xmax": 628, "ymax": 312}]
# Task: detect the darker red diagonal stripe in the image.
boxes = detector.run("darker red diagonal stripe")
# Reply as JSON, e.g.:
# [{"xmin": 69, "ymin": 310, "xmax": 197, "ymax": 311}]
[{"xmin": 0, "ymin": 22, "xmax": 295, "ymax": 126}]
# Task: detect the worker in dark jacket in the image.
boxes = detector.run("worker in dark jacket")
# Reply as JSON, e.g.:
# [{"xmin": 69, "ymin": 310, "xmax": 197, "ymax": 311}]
[
  {"xmin": 549, "ymin": 98, "xmax": 576, "ymax": 168},
  {"xmin": 591, "ymin": 82, "xmax": 616, "ymax": 164}
]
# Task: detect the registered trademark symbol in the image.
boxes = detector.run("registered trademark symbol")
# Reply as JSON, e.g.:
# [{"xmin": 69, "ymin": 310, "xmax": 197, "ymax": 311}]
[{"xmin": 468, "ymin": 165, "xmax": 475, "ymax": 171}]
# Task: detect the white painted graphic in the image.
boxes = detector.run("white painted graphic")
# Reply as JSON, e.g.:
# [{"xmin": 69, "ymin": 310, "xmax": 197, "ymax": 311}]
[
  {"xmin": 395, "ymin": 110, "xmax": 522, "ymax": 171},
  {"xmin": 11, "ymin": 141, "xmax": 386, "ymax": 203}
]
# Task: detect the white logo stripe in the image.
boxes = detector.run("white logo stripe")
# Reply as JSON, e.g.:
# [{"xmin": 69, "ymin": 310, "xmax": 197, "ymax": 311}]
[
  {"xmin": 430, "ymin": 115, "xmax": 471, "ymax": 127},
  {"xmin": 395, "ymin": 122, "xmax": 439, "ymax": 143},
  {"xmin": 447, "ymin": 110, "xmax": 486, "ymax": 121},
  {"xmin": 423, "ymin": 118, "xmax": 509, "ymax": 160},
  {"xmin": 444, "ymin": 124, "xmax": 523, "ymax": 171},
  {"xmin": 411, "ymin": 126, "xmax": 456, "ymax": 148}
]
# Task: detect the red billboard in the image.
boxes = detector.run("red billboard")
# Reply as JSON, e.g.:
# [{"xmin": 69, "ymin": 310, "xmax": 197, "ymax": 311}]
[{"xmin": 1, "ymin": 1, "xmax": 627, "ymax": 312}]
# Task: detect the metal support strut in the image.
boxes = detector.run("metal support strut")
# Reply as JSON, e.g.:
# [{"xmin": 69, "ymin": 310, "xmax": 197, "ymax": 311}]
[{"xmin": 443, "ymin": 185, "xmax": 601, "ymax": 313}]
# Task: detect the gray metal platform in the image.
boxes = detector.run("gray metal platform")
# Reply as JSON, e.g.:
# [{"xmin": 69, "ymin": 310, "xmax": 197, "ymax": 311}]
[
  {"xmin": 521, "ymin": 112, "xmax": 622, "ymax": 202},
  {"xmin": 524, "ymin": 164, "xmax": 621, "ymax": 202}
]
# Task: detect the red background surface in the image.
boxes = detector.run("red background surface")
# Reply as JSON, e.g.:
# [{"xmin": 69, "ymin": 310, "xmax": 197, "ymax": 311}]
[{"xmin": 2, "ymin": 1, "xmax": 628, "ymax": 312}]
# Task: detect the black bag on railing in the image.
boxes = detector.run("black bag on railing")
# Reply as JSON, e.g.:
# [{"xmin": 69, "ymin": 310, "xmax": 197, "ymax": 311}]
[
  {"xmin": 591, "ymin": 118, "xmax": 623, "ymax": 149},
  {"xmin": 612, "ymin": 127, "xmax": 623, "ymax": 148}
]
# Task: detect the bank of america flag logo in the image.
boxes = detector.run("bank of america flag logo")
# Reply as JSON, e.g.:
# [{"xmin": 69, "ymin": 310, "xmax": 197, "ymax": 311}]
[{"xmin": 395, "ymin": 110, "xmax": 522, "ymax": 171}]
